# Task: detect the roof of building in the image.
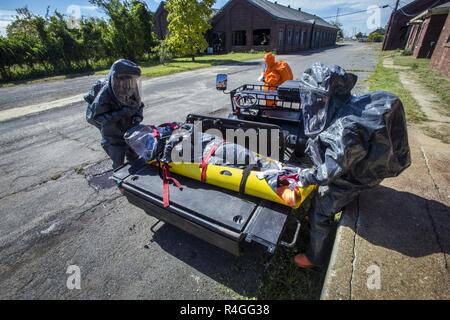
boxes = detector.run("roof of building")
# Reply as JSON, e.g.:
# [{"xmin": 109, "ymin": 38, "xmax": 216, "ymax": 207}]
[
  {"xmin": 214, "ymin": 0, "xmax": 337, "ymax": 29},
  {"xmin": 408, "ymin": 1, "xmax": 450, "ymax": 23}
]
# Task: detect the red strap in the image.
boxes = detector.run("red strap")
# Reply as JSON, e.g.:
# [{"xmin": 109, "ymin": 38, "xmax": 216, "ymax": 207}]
[
  {"xmin": 199, "ymin": 141, "xmax": 223, "ymax": 183},
  {"xmin": 158, "ymin": 122, "xmax": 179, "ymax": 130},
  {"xmin": 161, "ymin": 163, "xmax": 183, "ymax": 208},
  {"xmin": 152, "ymin": 126, "xmax": 160, "ymax": 138},
  {"xmin": 279, "ymin": 173, "xmax": 299, "ymax": 182}
]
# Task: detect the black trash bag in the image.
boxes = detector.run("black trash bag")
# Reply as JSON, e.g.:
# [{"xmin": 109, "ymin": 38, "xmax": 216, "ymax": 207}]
[
  {"xmin": 299, "ymin": 63, "xmax": 411, "ymax": 197},
  {"xmin": 124, "ymin": 123, "xmax": 180, "ymax": 161}
]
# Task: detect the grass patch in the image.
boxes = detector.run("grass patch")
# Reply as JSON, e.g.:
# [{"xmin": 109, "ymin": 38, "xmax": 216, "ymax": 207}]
[
  {"xmin": 392, "ymin": 54, "xmax": 450, "ymax": 116},
  {"xmin": 96, "ymin": 52, "xmax": 264, "ymax": 78},
  {"xmin": 368, "ymin": 57, "xmax": 427, "ymax": 123},
  {"xmin": 257, "ymin": 203, "xmax": 326, "ymax": 300},
  {"xmin": 50, "ymin": 174, "xmax": 61, "ymax": 181},
  {"xmin": 423, "ymin": 125, "xmax": 450, "ymax": 144},
  {"xmin": 74, "ymin": 166, "xmax": 85, "ymax": 175}
]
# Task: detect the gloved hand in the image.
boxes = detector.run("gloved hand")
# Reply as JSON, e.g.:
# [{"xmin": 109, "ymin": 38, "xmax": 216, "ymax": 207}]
[
  {"xmin": 131, "ymin": 115, "xmax": 143, "ymax": 125},
  {"xmin": 257, "ymin": 73, "xmax": 265, "ymax": 82},
  {"xmin": 297, "ymin": 169, "xmax": 312, "ymax": 187}
]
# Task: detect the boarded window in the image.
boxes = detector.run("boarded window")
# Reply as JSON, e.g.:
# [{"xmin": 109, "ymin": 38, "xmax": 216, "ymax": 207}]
[
  {"xmin": 232, "ymin": 31, "xmax": 247, "ymax": 46},
  {"xmin": 253, "ymin": 29, "xmax": 271, "ymax": 46},
  {"xmin": 287, "ymin": 29, "xmax": 292, "ymax": 45},
  {"xmin": 278, "ymin": 29, "xmax": 284, "ymax": 46}
]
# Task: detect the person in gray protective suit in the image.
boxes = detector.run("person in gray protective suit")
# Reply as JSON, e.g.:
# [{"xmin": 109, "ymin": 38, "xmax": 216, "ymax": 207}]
[
  {"xmin": 85, "ymin": 59, "xmax": 144, "ymax": 169},
  {"xmin": 294, "ymin": 63, "xmax": 411, "ymax": 268}
]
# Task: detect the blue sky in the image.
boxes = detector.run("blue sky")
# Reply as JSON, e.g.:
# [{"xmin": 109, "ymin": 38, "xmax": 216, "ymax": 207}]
[{"xmin": 0, "ymin": 0, "xmax": 416, "ymax": 37}]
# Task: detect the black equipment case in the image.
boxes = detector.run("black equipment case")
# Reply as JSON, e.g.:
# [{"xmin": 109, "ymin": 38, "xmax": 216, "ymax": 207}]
[{"xmin": 277, "ymin": 80, "xmax": 302, "ymax": 102}]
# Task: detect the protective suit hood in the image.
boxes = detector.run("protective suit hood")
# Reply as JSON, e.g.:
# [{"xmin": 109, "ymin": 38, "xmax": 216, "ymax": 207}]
[
  {"xmin": 108, "ymin": 59, "xmax": 142, "ymax": 108},
  {"xmin": 300, "ymin": 63, "xmax": 358, "ymax": 137}
]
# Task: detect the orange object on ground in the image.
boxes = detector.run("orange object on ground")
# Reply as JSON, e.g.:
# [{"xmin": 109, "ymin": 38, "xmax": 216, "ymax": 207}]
[
  {"xmin": 294, "ymin": 253, "xmax": 315, "ymax": 269},
  {"xmin": 263, "ymin": 53, "xmax": 293, "ymax": 107}
]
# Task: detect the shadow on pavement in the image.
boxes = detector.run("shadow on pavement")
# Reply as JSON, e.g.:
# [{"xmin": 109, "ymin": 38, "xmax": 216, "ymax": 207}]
[
  {"xmin": 354, "ymin": 186, "xmax": 450, "ymax": 257},
  {"xmin": 150, "ymin": 223, "xmax": 268, "ymax": 298}
]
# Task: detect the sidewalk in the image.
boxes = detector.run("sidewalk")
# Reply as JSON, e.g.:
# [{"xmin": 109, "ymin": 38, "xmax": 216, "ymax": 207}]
[{"xmin": 321, "ymin": 127, "xmax": 450, "ymax": 299}]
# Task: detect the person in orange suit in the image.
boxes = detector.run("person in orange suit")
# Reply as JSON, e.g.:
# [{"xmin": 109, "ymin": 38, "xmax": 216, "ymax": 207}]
[{"xmin": 258, "ymin": 52, "xmax": 293, "ymax": 107}]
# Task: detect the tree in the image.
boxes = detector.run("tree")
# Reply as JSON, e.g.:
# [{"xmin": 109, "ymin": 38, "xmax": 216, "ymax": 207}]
[
  {"xmin": 163, "ymin": 0, "xmax": 214, "ymax": 61},
  {"xmin": 329, "ymin": 21, "xmax": 344, "ymax": 39},
  {"xmin": 355, "ymin": 32, "xmax": 366, "ymax": 40},
  {"xmin": 90, "ymin": 0, "xmax": 156, "ymax": 62}
]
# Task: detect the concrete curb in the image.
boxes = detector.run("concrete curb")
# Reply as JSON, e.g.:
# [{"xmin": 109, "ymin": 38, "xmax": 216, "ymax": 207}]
[{"xmin": 320, "ymin": 198, "xmax": 359, "ymax": 300}]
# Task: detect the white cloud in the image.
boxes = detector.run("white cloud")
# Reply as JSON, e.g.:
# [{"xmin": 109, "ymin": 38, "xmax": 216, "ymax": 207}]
[{"xmin": 0, "ymin": 9, "xmax": 16, "ymax": 36}]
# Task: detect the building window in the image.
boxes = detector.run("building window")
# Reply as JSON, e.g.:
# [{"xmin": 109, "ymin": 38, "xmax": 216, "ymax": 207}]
[
  {"xmin": 302, "ymin": 31, "xmax": 307, "ymax": 45},
  {"xmin": 296, "ymin": 30, "xmax": 300, "ymax": 45},
  {"xmin": 232, "ymin": 30, "xmax": 247, "ymax": 46},
  {"xmin": 278, "ymin": 28, "xmax": 284, "ymax": 46},
  {"xmin": 287, "ymin": 29, "xmax": 292, "ymax": 45},
  {"xmin": 253, "ymin": 29, "xmax": 271, "ymax": 46}
]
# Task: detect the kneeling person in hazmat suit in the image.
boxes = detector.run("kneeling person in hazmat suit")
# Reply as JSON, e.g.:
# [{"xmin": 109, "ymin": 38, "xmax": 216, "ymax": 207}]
[
  {"xmin": 294, "ymin": 63, "xmax": 411, "ymax": 268},
  {"xmin": 85, "ymin": 59, "xmax": 144, "ymax": 169}
]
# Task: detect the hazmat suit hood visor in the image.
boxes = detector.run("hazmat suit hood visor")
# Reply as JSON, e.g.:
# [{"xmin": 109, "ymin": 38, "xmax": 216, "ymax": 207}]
[
  {"xmin": 299, "ymin": 62, "xmax": 357, "ymax": 137},
  {"xmin": 109, "ymin": 59, "xmax": 142, "ymax": 108}
]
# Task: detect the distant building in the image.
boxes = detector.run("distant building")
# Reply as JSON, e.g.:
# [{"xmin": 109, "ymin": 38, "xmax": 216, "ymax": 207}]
[
  {"xmin": 383, "ymin": 0, "xmax": 448, "ymax": 51},
  {"xmin": 154, "ymin": 0, "xmax": 337, "ymax": 53}
]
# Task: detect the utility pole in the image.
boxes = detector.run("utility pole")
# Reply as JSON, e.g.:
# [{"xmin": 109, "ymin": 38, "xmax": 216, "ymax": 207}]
[
  {"xmin": 335, "ymin": 7, "xmax": 340, "ymax": 24},
  {"xmin": 383, "ymin": 0, "xmax": 400, "ymax": 50}
]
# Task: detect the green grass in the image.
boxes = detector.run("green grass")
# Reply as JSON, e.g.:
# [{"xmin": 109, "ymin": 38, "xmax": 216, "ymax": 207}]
[
  {"xmin": 368, "ymin": 56, "xmax": 427, "ymax": 123},
  {"xmin": 423, "ymin": 125, "xmax": 450, "ymax": 144},
  {"xmin": 95, "ymin": 51, "xmax": 264, "ymax": 78},
  {"xmin": 1, "ymin": 52, "xmax": 264, "ymax": 87},
  {"xmin": 392, "ymin": 54, "xmax": 450, "ymax": 116}
]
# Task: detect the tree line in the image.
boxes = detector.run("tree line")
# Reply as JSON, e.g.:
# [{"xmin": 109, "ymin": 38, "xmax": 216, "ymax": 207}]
[{"xmin": 0, "ymin": 0, "xmax": 215, "ymax": 83}]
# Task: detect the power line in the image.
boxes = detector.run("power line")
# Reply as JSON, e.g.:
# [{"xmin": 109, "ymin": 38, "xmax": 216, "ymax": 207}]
[{"xmin": 321, "ymin": 4, "xmax": 390, "ymax": 20}]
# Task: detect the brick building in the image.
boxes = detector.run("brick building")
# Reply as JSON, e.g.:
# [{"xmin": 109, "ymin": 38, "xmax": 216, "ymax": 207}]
[
  {"xmin": 383, "ymin": 0, "xmax": 448, "ymax": 51},
  {"xmin": 430, "ymin": 4, "xmax": 450, "ymax": 76},
  {"xmin": 405, "ymin": 2, "xmax": 450, "ymax": 58},
  {"xmin": 154, "ymin": 0, "xmax": 337, "ymax": 53}
]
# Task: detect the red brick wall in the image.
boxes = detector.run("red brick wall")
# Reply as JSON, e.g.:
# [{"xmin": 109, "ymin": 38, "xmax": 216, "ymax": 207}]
[
  {"xmin": 383, "ymin": 0, "xmax": 448, "ymax": 50},
  {"xmin": 406, "ymin": 24, "xmax": 420, "ymax": 51},
  {"xmin": 413, "ymin": 14, "xmax": 447, "ymax": 58},
  {"xmin": 211, "ymin": 0, "xmax": 336, "ymax": 53},
  {"xmin": 430, "ymin": 13, "xmax": 450, "ymax": 76}
]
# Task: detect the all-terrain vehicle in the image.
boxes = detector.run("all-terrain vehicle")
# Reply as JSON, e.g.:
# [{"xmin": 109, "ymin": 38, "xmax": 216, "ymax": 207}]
[{"xmin": 112, "ymin": 76, "xmax": 309, "ymax": 256}]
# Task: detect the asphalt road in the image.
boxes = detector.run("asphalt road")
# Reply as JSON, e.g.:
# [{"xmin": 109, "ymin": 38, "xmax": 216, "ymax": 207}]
[{"xmin": 0, "ymin": 42, "xmax": 379, "ymax": 299}]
